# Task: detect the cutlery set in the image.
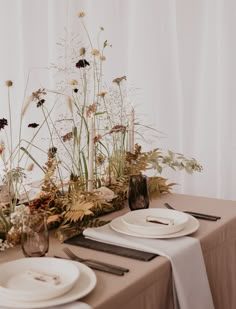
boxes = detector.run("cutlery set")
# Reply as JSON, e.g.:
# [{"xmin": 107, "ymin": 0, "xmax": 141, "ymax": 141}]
[
  {"xmin": 164, "ymin": 203, "xmax": 221, "ymax": 221},
  {"xmin": 58, "ymin": 204, "xmax": 221, "ymax": 276},
  {"xmin": 57, "ymin": 247, "xmax": 129, "ymax": 276}
]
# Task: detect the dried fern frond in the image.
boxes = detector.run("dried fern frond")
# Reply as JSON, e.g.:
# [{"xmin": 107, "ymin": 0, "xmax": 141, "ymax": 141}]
[
  {"xmin": 107, "ymin": 176, "xmax": 129, "ymax": 200},
  {"xmin": 47, "ymin": 214, "xmax": 63, "ymax": 229},
  {"xmin": 55, "ymin": 219, "xmax": 109, "ymax": 242},
  {"xmin": 62, "ymin": 188, "xmax": 116, "ymax": 222},
  {"xmin": 65, "ymin": 200, "xmax": 94, "ymax": 222},
  {"xmin": 41, "ymin": 147, "xmax": 59, "ymax": 194},
  {"xmin": 148, "ymin": 176, "xmax": 175, "ymax": 199}
]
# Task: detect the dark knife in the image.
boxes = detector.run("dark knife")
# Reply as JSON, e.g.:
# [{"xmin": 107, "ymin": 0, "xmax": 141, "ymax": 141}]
[
  {"xmin": 164, "ymin": 203, "xmax": 221, "ymax": 221},
  {"xmin": 54, "ymin": 255, "xmax": 125, "ymax": 276},
  {"xmin": 183, "ymin": 211, "xmax": 219, "ymax": 221},
  {"xmin": 83, "ymin": 261, "xmax": 125, "ymax": 276},
  {"xmin": 184, "ymin": 211, "xmax": 221, "ymax": 221}
]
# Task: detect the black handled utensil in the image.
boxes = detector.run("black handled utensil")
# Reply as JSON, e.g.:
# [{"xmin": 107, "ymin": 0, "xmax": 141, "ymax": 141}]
[
  {"xmin": 164, "ymin": 203, "xmax": 221, "ymax": 221},
  {"xmin": 54, "ymin": 255, "xmax": 125, "ymax": 276},
  {"xmin": 63, "ymin": 247, "xmax": 129, "ymax": 274}
]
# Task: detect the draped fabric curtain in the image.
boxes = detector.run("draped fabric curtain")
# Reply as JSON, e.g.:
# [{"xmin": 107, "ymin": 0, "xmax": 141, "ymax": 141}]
[{"xmin": 0, "ymin": 0, "xmax": 236, "ymax": 200}]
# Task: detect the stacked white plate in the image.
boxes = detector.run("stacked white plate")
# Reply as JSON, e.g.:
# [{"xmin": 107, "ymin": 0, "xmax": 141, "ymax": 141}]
[
  {"xmin": 110, "ymin": 208, "xmax": 199, "ymax": 238},
  {"xmin": 0, "ymin": 257, "xmax": 97, "ymax": 308},
  {"xmin": 121, "ymin": 208, "xmax": 189, "ymax": 236}
]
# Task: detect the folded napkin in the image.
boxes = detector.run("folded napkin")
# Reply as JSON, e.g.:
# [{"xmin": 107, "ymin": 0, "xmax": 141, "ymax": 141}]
[
  {"xmin": 0, "ymin": 302, "xmax": 92, "ymax": 309},
  {"xmin": 83, "ymin": 224, "xmax": 214, "ymax": 309}
]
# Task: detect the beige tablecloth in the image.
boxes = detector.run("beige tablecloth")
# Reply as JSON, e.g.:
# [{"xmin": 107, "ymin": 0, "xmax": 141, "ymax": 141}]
[
  {"xmin": 83, "ymin": 223, "xmax": 215, "ymax": 309},
  {"xmin": 1, "ymin": 193, "xmax": 236, "ymax": 309}
]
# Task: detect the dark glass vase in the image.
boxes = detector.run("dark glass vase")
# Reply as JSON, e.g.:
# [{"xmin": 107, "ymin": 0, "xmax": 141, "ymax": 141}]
[{"xmin": 128, "ymin": 174, "xmax": 149, "ymax": 211}]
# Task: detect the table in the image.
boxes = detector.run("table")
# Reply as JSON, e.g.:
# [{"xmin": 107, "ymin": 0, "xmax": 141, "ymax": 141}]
[{"xmin": 1, "ymin": 193, "xmax": 236, "ymax": 309}]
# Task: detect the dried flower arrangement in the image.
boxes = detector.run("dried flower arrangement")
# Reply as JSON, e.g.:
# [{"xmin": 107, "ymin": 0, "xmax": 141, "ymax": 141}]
[{"xmin": 0, "ymin": 11, "xmax": 202, "ymax": 245}]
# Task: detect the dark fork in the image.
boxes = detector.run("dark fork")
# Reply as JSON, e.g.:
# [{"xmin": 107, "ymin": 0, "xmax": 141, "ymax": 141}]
[
  {"xmin": 164, "ymin": 203, "xmax": 221, "ymax": 221},
  {"xmin": 63, "ymin": 247, "xmax": 129, "ymax": 273},
  {"xmin": 54, "ymin": 255, "xmax": 124, "ymax": 276}
]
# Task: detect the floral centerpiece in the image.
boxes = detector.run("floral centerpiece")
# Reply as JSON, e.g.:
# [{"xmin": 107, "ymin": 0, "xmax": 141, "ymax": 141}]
[{"xmin": 0, "ymin": 12, "xmax": 202, "ymax": 247}]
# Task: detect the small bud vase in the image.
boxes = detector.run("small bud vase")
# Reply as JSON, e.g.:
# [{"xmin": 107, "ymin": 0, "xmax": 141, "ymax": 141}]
[{"xmin": 128, "ymin": 174, "xmax": 149, "ymax": 211}]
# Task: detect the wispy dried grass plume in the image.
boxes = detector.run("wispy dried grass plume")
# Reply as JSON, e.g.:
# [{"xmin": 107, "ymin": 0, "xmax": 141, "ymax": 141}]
[
  {"xmin": 67, "ymin": 96, "xmax": 73, "ymax": 113},
  {"xmin": 21, "ymin": 95, "xmax": 33, "ymax": 117}
]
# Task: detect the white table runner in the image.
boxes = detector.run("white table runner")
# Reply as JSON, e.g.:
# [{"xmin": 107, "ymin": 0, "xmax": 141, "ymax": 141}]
[{"xmin": 83, "ymin": 223, "xmax": 215, "ymax": 309}]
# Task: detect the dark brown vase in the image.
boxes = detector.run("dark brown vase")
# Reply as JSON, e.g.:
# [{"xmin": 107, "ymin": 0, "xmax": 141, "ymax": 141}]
[{"xmin": 128, "ymin": 174, "xmax": 149, "ymax": 211}]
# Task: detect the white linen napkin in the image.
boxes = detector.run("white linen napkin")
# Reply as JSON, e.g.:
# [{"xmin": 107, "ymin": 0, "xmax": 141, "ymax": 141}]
[
  {"xmin": 83, "ymin": 223, "xmax": 215, "ymax": 309},
  {"xmin": 0, "ymin": 302, "xmax": 92, "ymax": 309}
]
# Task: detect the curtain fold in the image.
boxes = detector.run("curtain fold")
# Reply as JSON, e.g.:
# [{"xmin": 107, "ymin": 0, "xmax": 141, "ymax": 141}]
[{"xmin": 0, "ymin": 0, "xmax": 236, "ymax": 200}]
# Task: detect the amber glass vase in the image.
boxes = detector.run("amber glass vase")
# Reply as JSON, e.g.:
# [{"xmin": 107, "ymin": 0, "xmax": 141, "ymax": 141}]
[{"xmin": 128, "ymin": 174, "xmax": 149, "ymax": 211}]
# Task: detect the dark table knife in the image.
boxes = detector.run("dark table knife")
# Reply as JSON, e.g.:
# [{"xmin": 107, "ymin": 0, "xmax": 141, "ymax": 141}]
[
  {"xmin": 54, "ymin": 255, "xmax": 125, "ymax": 276},
  {"xmin": 164, "ymin": 203, "xmax": 221, "ymax": 221},
  {"xmin": 83, "ymin": 261, "xmax": 125, "ymax": 276},
  {"xmin": 183, "ymin": 211, "xmax": 219, "ymax": 221}
]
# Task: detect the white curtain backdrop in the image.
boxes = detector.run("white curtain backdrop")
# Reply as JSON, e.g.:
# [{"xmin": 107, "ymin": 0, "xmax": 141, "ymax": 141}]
[{"xmin": 1, "ymin": 0, "xmax": 236, "ymax": 200}]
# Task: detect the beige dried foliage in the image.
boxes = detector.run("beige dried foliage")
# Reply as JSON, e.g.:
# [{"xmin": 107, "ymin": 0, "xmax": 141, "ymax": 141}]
[
  {"xmin": 148, "ymin": 176, "xmax": 175, "ymax": 199},
  {"xmin": 67, "ymin": 96, "xmax": 73, "ymax": 113},
  {"xmin": 65, "ymin": 200, "xmax": 94, "ymax": 222},
  {"xmin": 21, "ymin": 95, "xmax": 33, "ymax": 117},
  {"xmin": 26, "ymin": 163, "xmax": 34, "ymax": 172},
  {"xmin": 47, "ymin": 214, "xmax": 62, "ymax": 225}
]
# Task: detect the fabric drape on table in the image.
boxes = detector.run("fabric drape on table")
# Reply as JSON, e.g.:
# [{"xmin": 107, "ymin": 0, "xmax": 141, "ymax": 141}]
[{"xmin": 83, "ymin": 224, "xmax": 215, "ymax": 309}]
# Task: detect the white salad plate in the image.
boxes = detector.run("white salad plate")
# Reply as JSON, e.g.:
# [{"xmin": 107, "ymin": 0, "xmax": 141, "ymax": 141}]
[
  {"xmin": 0, "ymin": 261, "xmax": 96, "ymax": 308},
  {"xmin": 111, "ymin": 214, "xmax": 199, "ymax": 238},
  {"xmin": 0, "ymin": 257, "xmax": 80, "ymax": 302},
  {"xmin": 121, "ymin": 208, "xmax": 189, "ymax": 236}
]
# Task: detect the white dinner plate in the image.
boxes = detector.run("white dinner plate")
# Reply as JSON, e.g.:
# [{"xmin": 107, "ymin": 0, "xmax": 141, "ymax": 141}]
[
  {"xmin": 0, "ymin": 261, "xmax": 96, "ymax": 308},
  {"xmin": 0, "ymin": 257, "xmax": 80, "ymax": 302},
  {"xmin": 110, "ymin": 214, "xmax": 199, "ymax": 238},
  {"xmin": 121, "ymin": 208, "xmax": 189, "ymax": 236}
]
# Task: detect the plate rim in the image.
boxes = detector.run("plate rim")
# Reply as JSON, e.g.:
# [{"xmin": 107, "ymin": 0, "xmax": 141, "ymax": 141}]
[
  {"xmin": 110, "ymin": 214, "xmax": 199, "ymax": 239},
  {"xmin": 121, "ymin": 208, "xmax": 189, "ymax": 235},
  {"xmin": 0, "ymin": 261, "xmax": 96, "ymax": 308},
  {"xmin": 0, "ymin": 257, "xmax": 80, "ymax": 301}
]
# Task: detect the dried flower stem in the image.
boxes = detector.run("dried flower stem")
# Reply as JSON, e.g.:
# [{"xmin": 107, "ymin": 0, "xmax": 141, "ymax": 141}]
[
  {"xmin": 7, "ymin": 87, "xmax": 13, "ymax": 170},
  {"xmin": 18, "ymin": 98, "xmax": 57, "ymax": 164},
  {"xmin": 46, "ymin": 113, "xmax": 80, "ymax": 175}
]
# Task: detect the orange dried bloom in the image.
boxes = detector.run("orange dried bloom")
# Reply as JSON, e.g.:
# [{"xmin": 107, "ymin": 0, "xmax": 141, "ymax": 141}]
[
  {"xmin": 78, "ymin": 11, "xmax": 85, "ymax": 18},
  {"xmin": 70, "ymin": 79, "xmax": 78, "ymax": 85},
  {"xmin": 97, "ymin": 92, "xmax": 107, "ymax": 98},
  {"xmin": 112, "ymin": 76, "xmax": 126, "ymax": 85},
  {"xmin": 100, "ymin": 55, "xmax": 106, "ymax": 61},
  {"xmin": 91, "ymin": 49, "xmax": 100, "ymax": 56},
  {"xmin": 109, "ymin": 125, "xmax": 127, "ymax": 134},
  {"xmin": 87, "ymin": 103, "xmax": 97, "ymax": 117},
  {"xmin": 96, "ymin": 153, "xmax": 106, "ymax": 166},
  {"xmin": 0, "ymin": 143, "xmax": 5, "ymax": 155},
  {"xmin": 32, "ymin": 88, "xmax": 46, "ymax": 100},
  {"xmin": 62, "ymin": 132, "xmax": 73, "ymax": 142},
  {"xmin": 94, "ymin": 134, "xmax": 102, "ymax": 144},
  {"xmin": 26, "ymin": 163, "xmax": 34, "ymax": 172}
]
